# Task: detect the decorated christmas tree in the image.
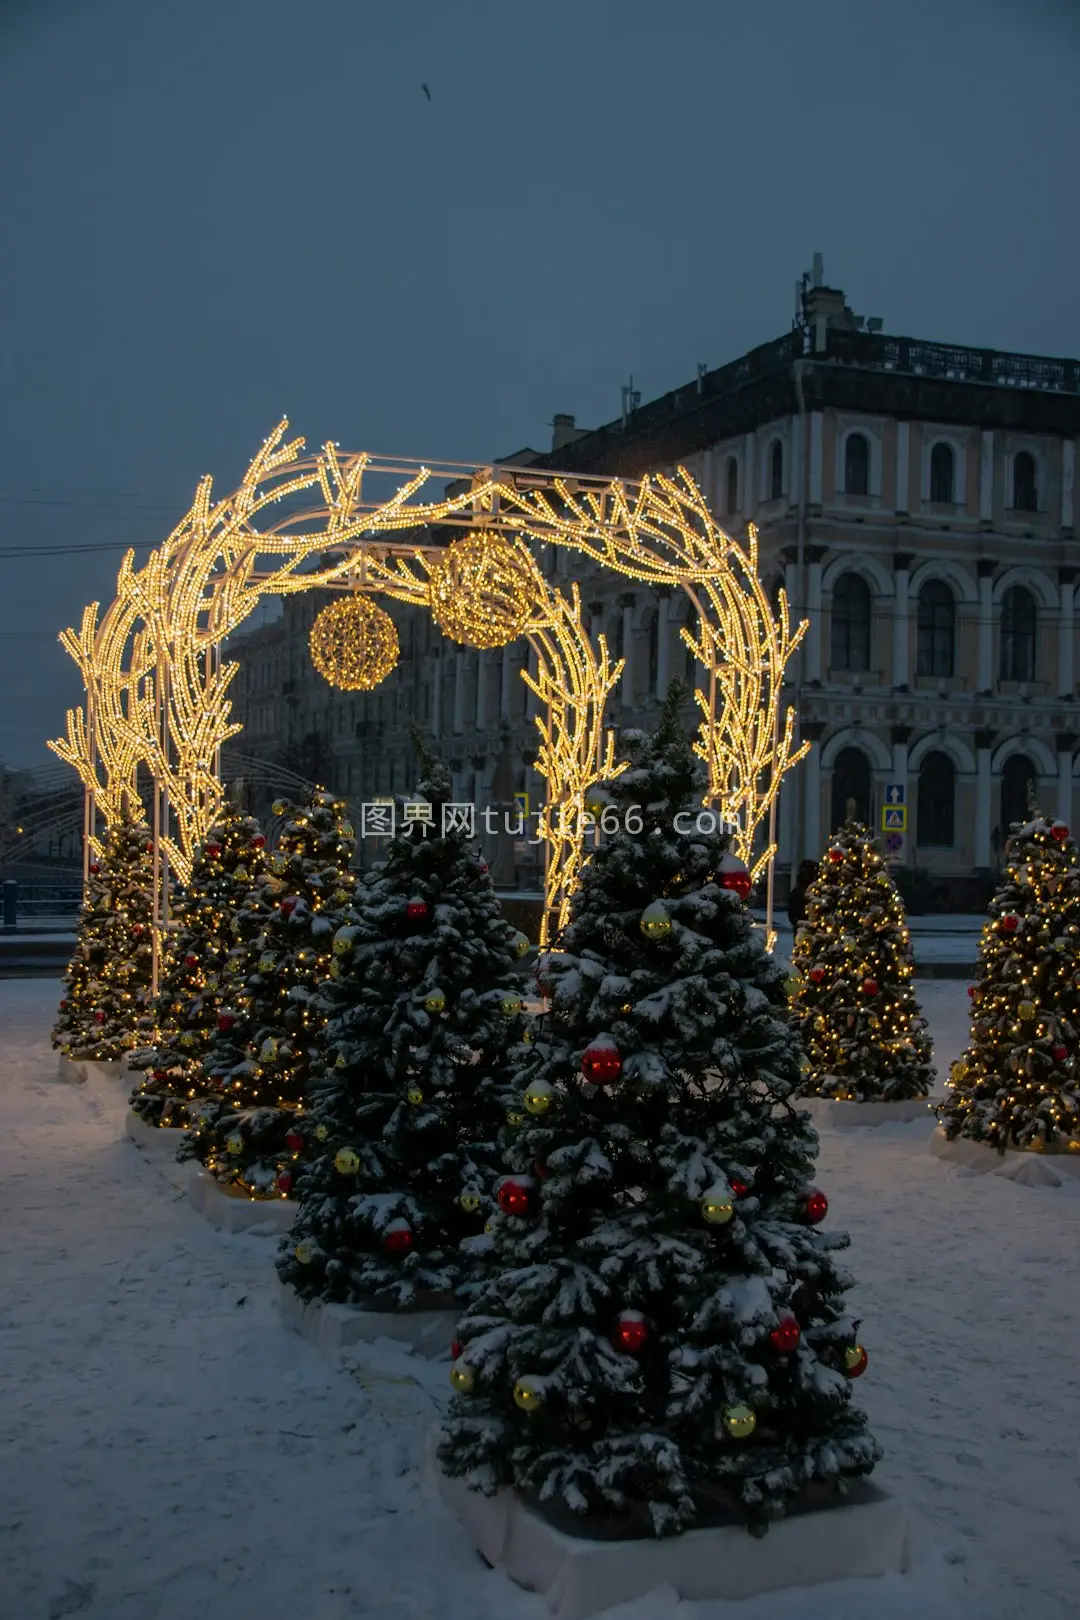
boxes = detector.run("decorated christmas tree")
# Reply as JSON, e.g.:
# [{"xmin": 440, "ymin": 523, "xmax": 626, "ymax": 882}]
[
  {"xmin": 791, "ymin": 819, "xmax": 934, "ymax": 1102},
  {"xmin": 52, "ymin": 804, "xmax": 158, "ymax": 1061},
  {"xmin": 278, "ymin": 739, "xmax": 531, "ymax": 1306},
  {"xmin": 437, "ymin": 688, "xmax": 880, "ymax": 1537},
  {"xmin": 128, "ymin": 805, "xmax": 269, "ymax": 1127},
  {"xmin": 182, "ymin": 787, "xmax": 355, "ymax": 1197},
  {"xmin": 941, "ymin": 811, "xmax": 1080, "ymax": 1153}
]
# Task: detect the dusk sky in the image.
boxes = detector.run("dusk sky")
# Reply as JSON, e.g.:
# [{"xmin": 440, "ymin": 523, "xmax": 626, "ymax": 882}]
[{"xmin": 1, "ymin": 0, "xmax": 1078, "ymax": 769}]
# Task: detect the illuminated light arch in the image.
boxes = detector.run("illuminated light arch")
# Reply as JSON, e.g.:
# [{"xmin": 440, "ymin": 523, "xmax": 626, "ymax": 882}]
[{"xmin": 49, "ymin": 422, "xmax": 808, "ymax": 960}]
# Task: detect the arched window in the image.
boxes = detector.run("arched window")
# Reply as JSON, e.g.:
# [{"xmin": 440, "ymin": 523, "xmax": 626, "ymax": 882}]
[
  {"xmin": 830, "ymin": 747, "xmax": 872, "ymax": 830},
  {"xmin": 917, "ymin": 580, "xmax": 955, "ymax": 678},
  {"xmin": 769, "ymin": 439, "xmax": 784, "ymax": 500},
  {"xmin": 1013, "ymin": 451, "xmax": 1037, "ymax": 513},
  {"xmin": 844, "ymin": 432, "xmax": 870, "ymax": 496},
  {"xmin": 725, "ymin": 456, "xmax": 739, "ymax": 515},
  {"xmin": 830, "ymin": 574, "xmax": 871, "ymax": 672},
  {"xmin": 1001, "ymin": 753, "xmax": 1037, "ymax": 833},
  {"xmin": 1000, "ymin": 586, "xmax": 1037, "ymax": 682},
  {"xmin": 647, "ymin": 610, "xmax": 659, "ymax": 693},
  {"xmin": 929, "ymin": 441, "xmax": 955, "ymax": 503},
  {"xmin": 917, "ymin": 751, "xmax": 955, "ymax": 846},
  {"xmin": 684, "ymin": 615, "xmax": 697, "ymax": 684},
  {"xmin": 614, "ymin": 611, "xmax": 625, "ymax": 662}
]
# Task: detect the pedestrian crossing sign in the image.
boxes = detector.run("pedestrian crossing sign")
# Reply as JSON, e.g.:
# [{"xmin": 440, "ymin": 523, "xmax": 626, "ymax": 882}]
[{"xmin": 882, "ymin": 805, "xmax": 907, "ymax": 831}]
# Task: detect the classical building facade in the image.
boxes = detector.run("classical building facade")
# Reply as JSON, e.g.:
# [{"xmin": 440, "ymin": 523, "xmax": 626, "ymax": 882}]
[{"xmin": 223, "ymin": 266, "xmax": 1080, "ymax": 903}]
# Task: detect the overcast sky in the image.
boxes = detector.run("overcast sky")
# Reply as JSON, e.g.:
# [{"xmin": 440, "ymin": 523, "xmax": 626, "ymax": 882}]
[{"xmin": 1, "ymin": 0, "xmax": 1078, "ymax": 769}]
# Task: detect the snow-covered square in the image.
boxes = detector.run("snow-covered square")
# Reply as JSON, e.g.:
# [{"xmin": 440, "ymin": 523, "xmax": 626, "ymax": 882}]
[{"xmin": 3, "ymin": 977, "xmax": 1079, "ymax": 1620}]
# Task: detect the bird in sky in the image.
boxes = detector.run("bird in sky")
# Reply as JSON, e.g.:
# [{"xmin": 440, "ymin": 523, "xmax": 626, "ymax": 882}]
[{"xmin": 421, "ymin": 83, "xmax": 431, "ymax": 100}]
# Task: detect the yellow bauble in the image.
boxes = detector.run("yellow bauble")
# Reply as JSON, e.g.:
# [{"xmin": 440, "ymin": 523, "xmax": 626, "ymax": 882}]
[
  {"xmin": 459, "ymin": 1191, "xmax": 481, "ymax": 1213},
  {"xmin": 271, "ymin": 853, "xmax": 287, "ymax": 875},
  {"xmin": 260, "ymin": 1037, "xmax": 278, "ymax": 1061},
  {"xmin": 484, "ymin": 1218, "xmax": 495, "ymax": 1233},
  {"xmin": 524, "ymin": 1081, "xmax": 553, "ymax": 1115},
  {"xmin": 180, "ymin": 1033, "xmax": 196, "ymax": 1048},
  {"xmin": 258, "ymin": 954, "xmax": 275, "ymax": 973},
  {"xmin": 501, "ymin": 997, "xmax": 522, "ymax": 1017},
  {"xmin": 424, "ymin": 989, "xmax": 447, "ymax": 1014},
  {"xmin": 511, "ymin": 929, "xmax": 530, "ymax": 959},
  {"xmin": 813, "ymin": 1015, "xmax": 827, "ymax": 1032},
  {"xmin": 272, "ymin": 800, "xmax": 287, "ymax": 817},
  {"xmin": 721, "ymin": 1404, "xmax": 756, "ymax": 1439},
  {"xmin": 330, "ymin": 960, "xmax": 341, "ymax": 979},
  {"xmin": 333, "ymin": 933, "xmax": 353, "ymax": 957},
  {"xmin": 639, "ymin": 901, "xmax": 672, "ymax": 940},
  {"xmin": 234, "ymin": 864, "xmax": 248, "ymax": 881},
  {"xmin": 875, "ymin": 871, "xmax": 891, "ymax": 887},
  {"xmin": 294, "ymin": 1240, "xmax": 314, "ymax": 1264},
  {"xmin": 309, "ymin": 595, "xmax": 400, "ymax": 691},
  {"xmin": 449, "ymin": 1361, "xmax": 475, "ymax": 1394},
  {"xmin": 335, "ymin": 1052, "xmax": 347, "ymax": 1069},
  {"xmin": 428, "ymin": 531, "xmax": 534, "ymax": 650},
  {"xmin": 950, "ymin": 1059, "xmax": 968, "ymax": 1085},
  {"xmin": 584, "ymin": 783, "xmax": 612, "ymax": 818},
  {"xmin": 506, "ymin": 1111, "xmax": 524, "ymax": 1126},
  {"xmin": 334, "ymin": 1147, "xmax": 360, "ymax": 1175},
  {"xmin": 701, "ymin": 1183, "xmax": 735, "ymax": 1225},
  {"xmin": 226, "ymin": 1134, "xmax": 244, "ymax": 1155},
  {"xmin": 407, "ymin": 1087, "xmax": 424, "ymax": 1104},
  {"xmin": 341, "ymin": 822, "xmax": 354, "ymax": 838},
  {"xmin": 513, "ymin": 1377, "xmax": 544, "ymax": 1412},
  {"xmin": 783, "ymin": 975, "xmax": 800, "ymax": 999},
  {"xmin": 1018, "ymin": 1001, "xmax": 1036, "ymax": 1020},
  {"xmin": 315, "ymin": 1124, "xmax": 328, "ymax": 1141}
]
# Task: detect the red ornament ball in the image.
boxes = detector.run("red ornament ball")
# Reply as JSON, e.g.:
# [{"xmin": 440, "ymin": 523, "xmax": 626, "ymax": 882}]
[
  {"xmin": 809, "ymin": 967, "xmax": 825, "ymax": 985},
  {"xmin": 251, "ymin": 834, "xmax": 266, "ymax": 849},
  {"xmin": 384, "ymin": 1220, "xmax": 413, "ymax": 1253},
  {"xmin": 284, "ymin": 1129, "xmax": 304, "ymax": 1152},
  {"xmin": 804, "ymin": 1187, "xmax": 828, "ymax": 1225},
  {"xmin": 497, "ymin": 1178, "xmax": 532, "ymax": 1216},
  {"xmin": 729, "ymin": 1175, "xmax": 749, "ymax": 1199},
  {"xmin": 145, "ymin": 842, "xmax": 154, "ymax": 853},
  {"xmin": 967, "ymin": 985, "xmax": 978, "ymax": 999},
  {"xmin": 1053, "ymin": 1043, "xmax": 1068, "ymax": 1061},
  {"xmin": 1051, "ymin": 822, "xmax": 1070, "ymax": 843},
  {"xmin": 718, "ymin": 855, "xmax": 752, "ymax": 902},
  {"xmin": 1001, "ymin": 914, "xmax": 1020, "ymax": 934},
  {"xmin": 280, "ymin": 897, "xmax": 298, "ymax": 918},
  {"xmin": 205, "ymin": 843, "xmax": 222, "ymax": 858},
  {"xmin": 217, "ymin": 1012, "xmax": 236, "ymax": 1033},
  {"xmin": 845, "ymin": 1345, "xmax": 869, "ymax": 1379},
  {"xmin": 477, "ymin": 861, "xmax": 489, "ymax": 875},
  {"xmin": 769, "ymin": 1314, "xmax": 801, "ymax": 1353},
  {"xmin": 581, "ymin": 1040, "xmax": 622, "ymax": 1084},
  {"xmin": 614, "ymin": 1311, "xmax": 648, "ymax": 1352},
  {"xmin": 93, "ymin": 1010, "xmax": 105, "ymax": 1024},
  {"xmin": 88, "ymin": 862, "xmax": 100, "ymax": 876},
  {"xmin": 184, "ymin": 953, "xmax": 199, "ymax": 969},
  {"xmin": 861, "ymin": 978, "xmax": 878, "ymax": 996},
  {"xmin": 451, "ymin": 1337, "xmax": 462, "ymax": 1361},
  {"xmin": 406, "ymin": 899, "xmax": 429, "ymax": 921},
  {"xmin": 59, "ymin": 999, "xmax": 67, "ymax": 1011},
  {"xmin": 276, "ymin": 1170, "xmax": 294, "ymax": 1196},
  {"xmin": 827, "ymin": 846, "xmax": 844, "ymax": 863},
  {"xmin": 534, "ymin": 1159, "xmax": 550, "ymax": 1181}
]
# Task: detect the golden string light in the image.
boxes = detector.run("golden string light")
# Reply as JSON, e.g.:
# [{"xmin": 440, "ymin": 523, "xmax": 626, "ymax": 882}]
[
  {"xmin": 308, "ymin": 595, "xmax": 399, "ymax": 691},
  {"xmin": 427, "ymin": 531, "xmax": 535, "ymax": 650},
  {"xmin": 50, "ymin": 421, "xmax": 807, "ymax": 947}
]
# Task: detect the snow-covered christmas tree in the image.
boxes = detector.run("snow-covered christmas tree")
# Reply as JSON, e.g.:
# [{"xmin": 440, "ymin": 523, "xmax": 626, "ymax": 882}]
[
  {"xmin": 128, "ymin": 805, "xmax": 268, "ymax": 1128},
  {"xmin": 278, "ymin": 738, "xmax": 530, "ymax": 1306},
  {"xmin": 52, "ymin": 805, "xmax": 158, "ymax": 1062},
  {"xmin": 437, "ymin": 687, "xmax": 880, "ymax": 1537},
  {"xmin": 182, "ymin": 787, "xmax": 355, "ymax": 1197},
  {"xmin": 791, "ymin": 819, "xmax": 934, "ymax": 1102},
  {"xmin": 941, "ymin": 811, "xmax": 1080, "ymax": 1153}
]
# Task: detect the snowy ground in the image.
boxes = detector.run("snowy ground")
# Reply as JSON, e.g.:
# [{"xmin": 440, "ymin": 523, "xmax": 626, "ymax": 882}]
[{"xmin": 3, "ymin": 979, "xmax": 1079, "ymax": 1620}]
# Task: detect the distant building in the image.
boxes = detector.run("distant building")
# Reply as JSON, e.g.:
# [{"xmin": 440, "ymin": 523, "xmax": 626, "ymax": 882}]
[{"xmin": 224, "ymin": 260, "xmax": 1080, "ymax": 904}]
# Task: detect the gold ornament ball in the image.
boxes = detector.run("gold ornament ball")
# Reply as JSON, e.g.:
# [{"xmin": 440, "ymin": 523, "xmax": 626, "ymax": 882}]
[
  {"xmin": 333, "ymin": 933, "xmax": 353, "ymax": 957},
  {"xmin": 501, "ymin": 997, "xmax": 522, "ymax": 1017},
  {"xmin": 260, "ymin": 1037, "xmax": 278, "ymax": 1061},
  {"xmin": 813, "ymin": 1014, "xmax": 827, "ymax": 1032},
  {"xmin": 335, "ymin": 1052, "xmax": 347, "ymax": 1069},
  {"xmin": 844, "ymin": 1344, "xmax": 868, "ymax": 1374},
  {"xmin": 513, "ymin": 1377, "xmax": 544, "ymax": 1412},
  {"xmin": 639, "ymin": 901, "xmax": 672, "ymax": 940},
  {"xmin": 308, "ymin": 595, "xmax": 399, "ymax": 691},
  {"xmin": 424, "ymin": 989, "xmax": 447, "ymax": 1014},
  {"xmin": 407, "ymin": 1087, "xmax": 424, "ymax": 1105},
  {"xmin": 524, "ymin": 1081, "xmax": 553, "ymax": 1115},
  {"xmin": 334, "ymin": 1147, "xmax": 360, "ymax": 1175},
  {"xmin": 226, "ymin": 1133, "xmax": 244, "ymax": 1155},
  {"xmin": 449, "ymin": 1361, "xmax": 475, "ymax": 1394},
  {"xmin": 258, "ymin": 954, "xmax": 275, "ymax": 973},
  {"xmin": 701, "ymin": 1186, "xmax": 735, "ymax": 1225},
  {"xmin": 1018, "ymin": 1001, "xmax": 1036, "ymax": 1020},
  {"xmin": 511, "ymin": 929, "xmax": 530, "ymax": 960},
  {"xmin": 506, "ymin": 1110, "xmax": 524, "ymax": 1126},
  {"xmin": 294, "ymin": 1240, "xmax": 314, "ymax": 1264},
  {"xmin": 459, "ymin": 1191, "xmax": 481, "ymax": 1213},
  {"xmin": 484, "ymin": 1218, "xmax": 495, "ymax": 1233},
  {"xmin": 428, "ymin": 531, "xmax": 534, "ymax": 650},
  {"xmin": 315, "ymin": 1123, "xmax": 329, "ymax": 1141},
  {"xmin": 721, "ymin": 1404, "xmax": 756, "ymax": 1439}
]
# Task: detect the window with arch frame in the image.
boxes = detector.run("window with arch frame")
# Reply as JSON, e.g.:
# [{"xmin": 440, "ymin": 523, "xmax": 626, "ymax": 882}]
[
  {"xmin": 929, "ymin": 441, "xmax": 955, "ymax": 503},
  {"xmin": 724, "ymin": 456, "xmax": 739, "ymax": 515},
  {"xmin": 917, "ymin": 579, "xmax": 955, "ymax": 678},
  {"xmin": 1000, "ymin": 585, "xmax": 1037, "ymax": 683},
  {"xmin": 1000, "ymin": 752, "xmax": 1038, "ymax": 834},
  {"xmin": 830, "ymin": 573, "xmax": 871, "ymax": 672},
  {"xmin": 843, "ymin": 432, "xmax": 870, "ymax": 496},
  {"xmin": 1012, "ymin": 451, "xmax": 1038, "ymax": 513},
  {"xmin": 916, "ymin": 750, "xmax": 955, "ymax": 846},
  {"xmin": 830, "ymin": 746, "xmax": 872, "ymax": 830},
  {"xmin": 769, "ymin": 439, "xmax": 784, "ymax": 500}
]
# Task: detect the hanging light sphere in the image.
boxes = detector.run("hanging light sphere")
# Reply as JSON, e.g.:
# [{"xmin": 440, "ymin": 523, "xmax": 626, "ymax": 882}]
[
  {"xmin": 512, "ymin": 1376, "xmax": 544, "ymax": 1412},
  {"xmin": 308, "ymin": 595, "xmax": 399, "ymax": 691},
  {"xmin": 428, "ymin": 530, "xmax": 535, "ymax": 650},
  {"xmin": 769, "ymin": 1314, "xmax": 801, "ymax": 1353},
  {"xmin": 524, "ymin": 1080, "xmax": 554, "ymax": 1115},
  {"xmin": 701, "ymin": 1183, "xmax": 736, "ymax": 1225},
  {"xmin": 639, "ymin": 900, "xmax": 672, "ymax": 940},
  {"xmin": 334, "ymin": 1147, "xmax": 360, "ymax": 1176},
  {"xmin": 581, "ymin": 1039, "xmax": 622, "ymax": 1084},
  {"xmin": 844, "ymin": 1344, "xmax": 868, "ymax": 1378},
  {"xmin": 720, "ymin": 1404, "xmax": 757, "ymax": 1439},
  {"xmin": 717, "ymin": 854, "xmax": 752, "ymax": 901},
  {"xmin": 614, "ymin": 1310, "xmax": 648, "ymax": 1352},
  {"xmin": 804, "ymin": 1187, "xmax": 828, "ymax": 1224}
]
